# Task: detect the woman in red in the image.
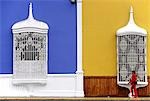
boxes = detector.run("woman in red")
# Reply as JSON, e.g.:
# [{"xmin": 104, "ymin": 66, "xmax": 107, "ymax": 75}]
[{"xmin": 129, "ymin": 71, "xmax": 138, "ymax": 98}]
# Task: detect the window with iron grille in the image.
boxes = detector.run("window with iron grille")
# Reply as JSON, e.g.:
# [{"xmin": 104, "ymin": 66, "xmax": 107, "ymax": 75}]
[
  {"xmin": 12, "ymin": 3, "xmax": 48, "ymax": 84},
  {"xmin": 15, "ymin": 32, "xmax": 46, "ymax": 61},
  {"xmin": 117, "ymin": 34, "xmax": 146, "ymax": 82},
  {"xmin": 13, "ymin": 32, "xmax": 47, "ymax": 81}
]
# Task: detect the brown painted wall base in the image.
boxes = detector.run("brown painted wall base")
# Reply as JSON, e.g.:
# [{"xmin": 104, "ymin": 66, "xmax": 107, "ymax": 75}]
[{"xmin": 84, "ymin": 76, "xmax": 150, "ymax": 97}]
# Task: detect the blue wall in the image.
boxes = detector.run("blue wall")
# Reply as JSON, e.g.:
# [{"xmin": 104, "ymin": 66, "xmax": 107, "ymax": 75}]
[{"xmin": 0, "ymin": 0, "xmax": 77, "ymax": 74}]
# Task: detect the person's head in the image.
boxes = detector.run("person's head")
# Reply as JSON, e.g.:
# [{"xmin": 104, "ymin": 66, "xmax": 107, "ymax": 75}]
[{"xmin": 132, "ymin": 71, "xmax": 136, "ymax": 74}]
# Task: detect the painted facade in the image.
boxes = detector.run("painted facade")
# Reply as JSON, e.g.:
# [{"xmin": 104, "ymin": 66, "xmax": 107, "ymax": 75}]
[
  {"xmin": 0, "ymin": 0, "xmax": 150, "ymax": 97},
  {"xmin": 0, "ymin": 0, "xmax": 77, "ymax": 74},
  {"xmin": 0, "ymin": 0, "xmax": 83, "ymax": 97},
  {"xmin": 83, "ymin": 0, "xmax": 150, "ymax": 97},
  {"xmin": 83, "ymin": 0, "xmax": 150, "ymax": 76}
]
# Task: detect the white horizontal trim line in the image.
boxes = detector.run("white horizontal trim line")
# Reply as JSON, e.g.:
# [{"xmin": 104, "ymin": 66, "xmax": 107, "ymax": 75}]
[
  {"xmin": 47, "ymin": 74, "xmax": 76, "ymax": 77},
  {"xmin": 12, "ymin": 27, "xmax": 48, "ymax": 33},
  {"xmin": 0, "ymin": 74, "xmax": 77, "ymax": 78},
  {"xmin": 117, "ymin": 32, "xmax": 147, "ymax": 36},
  {"xmin": 0, "ymin": 74, "xmax": 12, "ymax": 78},
  {"xmin": 12, "ymin": 79, "xmax": 47, "ymax": 84}
]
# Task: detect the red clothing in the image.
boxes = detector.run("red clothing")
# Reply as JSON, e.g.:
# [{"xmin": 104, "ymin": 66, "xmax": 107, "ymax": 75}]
[
  {"xmin": 130, "ymin": 73, "xmax": 137, "ymax": 84},
  {"xmin": 130, "ymin": 73, "xmax": 138, "ymax": 98}
]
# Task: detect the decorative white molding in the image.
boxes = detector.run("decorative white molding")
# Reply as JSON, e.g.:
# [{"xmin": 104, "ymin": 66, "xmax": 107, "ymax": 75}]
[
  {"xmin": 12, "ymin": 3, "xmax": 49, "ymax": 84},
  {"xmin": 116, "ymin": 6, "xmax": 148, "ymax": 92},
  {"xmin": 117, "ymin": 7, "xmax": 147, "ymax": 36},
  {"xmin": 76, "ymin": 0, "xmax": 84, "ymax": 97},
  {"xmin": 12, "ymin": 3, "xmax": 48, "ymax": 30},
  {"xmin": 0, "ymin": 74, "xmax": 83, "ymax": 97},
  {"xmin": 76, "ymin": 0, "xmax": 83, "ymax": 74},
  {"xmin": 12, "ymin": 28, "xmax": 48, "ymax": 34}
]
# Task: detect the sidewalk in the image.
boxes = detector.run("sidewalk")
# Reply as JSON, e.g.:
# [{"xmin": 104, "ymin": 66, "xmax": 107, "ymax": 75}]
[{"xmin": 0, "ymin": 97, "xmax": 150, "ymax": 101}]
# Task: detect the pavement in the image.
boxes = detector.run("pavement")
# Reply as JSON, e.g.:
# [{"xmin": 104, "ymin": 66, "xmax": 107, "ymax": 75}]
[{"xmin": 0, "ymin": 97, "xmax": 150, "ymax": 101}]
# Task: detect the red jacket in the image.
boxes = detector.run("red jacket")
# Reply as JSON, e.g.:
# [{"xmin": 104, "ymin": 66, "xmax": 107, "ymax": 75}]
[{"xmin": 130, "ymin": 73, "xmax": 137, "ymax": 85}]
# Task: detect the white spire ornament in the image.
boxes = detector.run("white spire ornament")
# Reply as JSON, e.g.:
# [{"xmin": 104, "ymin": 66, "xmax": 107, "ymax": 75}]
[
  {"xmin": 128, "ymin": 6, "xmax": 134, "ymax": 25},
  {"xmin": 116, "ymin": 6, "xmax": 148, "ymax": 94},
  {"xmin": 117, "ymin": 6, "xmax": 147, "ymax": 35},
  {"xmin": 12, "ymin": 3, "xmax": 48, "ymax": 31},
  {"xmin": 12, "ymin": 3, "xmax": 49, "ymax": 84},
  {"xmin": 28, "ymin": 3, "xmax": 34, "ymax": 19}
]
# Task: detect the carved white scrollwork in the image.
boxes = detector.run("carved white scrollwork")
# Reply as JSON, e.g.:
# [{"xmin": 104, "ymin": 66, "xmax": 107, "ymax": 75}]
[
  {"xmin": 119, "ymin": 37, "xmax": 127, "ymax": 52},
  {"xmin": 118, "ymin": 35, "xmax": 146, "ymax": 82},
  {"xmin": 15, "ymin": 32, "xmax": 46, "ymax": 61}
]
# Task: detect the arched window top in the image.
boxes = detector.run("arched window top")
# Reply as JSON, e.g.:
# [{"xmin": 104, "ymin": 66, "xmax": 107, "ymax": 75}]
[
  {"xmin": 12, "ymin": 3, "xmax": 49, "ymax": 30},
  {"xmin": 117, "ymin": 6, "xmax": 147, "ymax": 36}
]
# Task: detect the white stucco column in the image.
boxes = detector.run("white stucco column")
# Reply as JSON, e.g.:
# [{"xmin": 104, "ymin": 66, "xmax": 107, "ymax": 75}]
[
  {"xmin": 75, "ymin": 0, "xmax": 84, "ymax": 97},
  {"xmin": 76, "ymin": 0, "xmax": 83, "ymax": 74}
]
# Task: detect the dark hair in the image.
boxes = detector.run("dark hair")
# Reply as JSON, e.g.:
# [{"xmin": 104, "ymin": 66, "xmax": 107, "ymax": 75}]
[{"xmin": 132, "ymin": 71, "xmax": 135, "ymax": 73}]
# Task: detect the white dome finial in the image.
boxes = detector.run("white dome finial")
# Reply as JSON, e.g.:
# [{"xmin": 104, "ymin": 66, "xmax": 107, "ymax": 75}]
[
  {"xmin": 128, "ymin": 6, "xmax": 135, "ymax": 25},
  {"xmin": 12, "ymin": 2, "xmax": 49, "ymax": 30},
  {"xmin": 130, "ymin": 6, "xmax": 133, "ymax": 13},
  {"xmin": 28, "ymin": 2, "xmax": 34, "ymax": 19}
]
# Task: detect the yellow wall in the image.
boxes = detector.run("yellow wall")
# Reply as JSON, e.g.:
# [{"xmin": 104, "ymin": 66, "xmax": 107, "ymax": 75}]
[{"xmin": 83, "ymin": 0, "xmax": 150, "ymax": 76}]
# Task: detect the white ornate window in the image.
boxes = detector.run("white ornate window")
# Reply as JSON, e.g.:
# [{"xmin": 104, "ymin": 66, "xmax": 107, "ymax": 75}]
[
  {"xmin": 12, "ymin": 3, "xmax": 49, "ymax": 84},
  {"xmin": 15, "ymin": 32, "xmax": 46, "ymax": 61},
  {"xmin": 116, "ymin": 7, "xmax": 148, "ymax": 89},
  {"xmin": 118, "ymin": 35, "xmax": 146, "ymax": 82}
]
